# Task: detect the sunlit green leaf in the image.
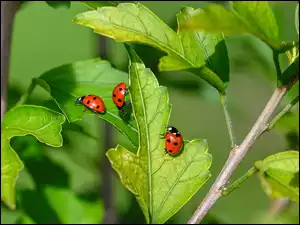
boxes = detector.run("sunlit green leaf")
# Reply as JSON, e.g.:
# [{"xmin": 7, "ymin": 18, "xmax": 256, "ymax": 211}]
[
  {"xmin": 1, "ymin": 105, "xmax": 65, "ymax": 209},
  {"xmin": 106, "ymin": 46, "xmax": 212, "ymax": 224},
  {"xmin": 255, "ymin": 151, "xmax": 299, "ymax": 202},
  {"xmin": 36, "ymin": 58, "xmax": 138, "ymax": 147},
  {"xmin": 73, "ymin": 3, "xmax": 228, "ymax": 93},
  {"xmin": 183, "ymin": 1, "xmax": 280, "ymax": 50}
]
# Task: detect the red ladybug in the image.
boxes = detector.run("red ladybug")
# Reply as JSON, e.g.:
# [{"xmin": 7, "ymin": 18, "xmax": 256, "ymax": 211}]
[
  {"xmin": 75, "ymin": 95, "xmax": 106, "ymax": 114},
  {"xmin": 112, "ymin": 82, "xmax": 128, "ymax": 111},
  {"xmin": 162, "ymin": 126, "xmax": 183, "ymax": 156}
]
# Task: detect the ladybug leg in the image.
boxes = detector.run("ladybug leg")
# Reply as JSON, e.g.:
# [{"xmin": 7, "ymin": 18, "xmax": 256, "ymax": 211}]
[
  {"xmin": 124, "ymin": 101, "xmax": 131, "ymax": 107},
  {"xmin": 125, "ymin": 89, "xmax": 129, "ymax": 96},
  {"xmin": 160, "ymin": 133, "xmax": 166, "ymax": 139}
]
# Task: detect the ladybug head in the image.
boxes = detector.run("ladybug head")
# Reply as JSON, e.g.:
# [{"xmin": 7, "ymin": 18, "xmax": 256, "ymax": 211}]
[
  {"xmin": 166, "ymin": 126, "xmax": 179, "ymax": 134},
  {"xmin": 75, "ymin": 96, "xmax": 85, "ymax": 105}
]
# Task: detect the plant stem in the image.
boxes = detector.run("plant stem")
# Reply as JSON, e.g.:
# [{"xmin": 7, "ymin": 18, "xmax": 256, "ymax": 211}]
[
  {"xmin": 273, "ymin": 51, "xmax": 282, "ymax": 86},
  {"xmin": 220, "ymin": 94, "xmax": 236, "ymax": 149},
  {"xmin": 1, "ymin": 1, "xmax": 20, "ymax": 122},
  {"xmin": 187, "ymin": 87, "xmax": 287, "ymax": 224},
  {"xmin": 267, "ymin": 95, "xmax": 299, "ymax": 131},
  {"xmin": 16, "ymin": 80, "xmax": 36, "ymax": 106},
  {"xmin": 221, "ymin": 167, "xmax": 258, "ymax": 196}
]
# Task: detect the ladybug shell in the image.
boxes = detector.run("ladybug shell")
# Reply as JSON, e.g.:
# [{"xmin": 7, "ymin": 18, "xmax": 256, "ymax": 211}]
[
  {"xmin": 112, "ymin": 82, "xmax": 126, "ymax": 109},
  {"xmin": 82, "ymin": 95, "xmax": 105, "ymax": 113},
  {"xmin": 165, "ymin": 132, "xmax": 183, "ymax": 155}
]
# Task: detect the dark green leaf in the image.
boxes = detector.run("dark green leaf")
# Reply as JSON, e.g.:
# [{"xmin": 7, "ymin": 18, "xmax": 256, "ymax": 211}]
[
  {"xmin": 1, "ymin": 105, "xmax": 65, "ymax": 209},
  {"xmin": 45, "ymin": 1, "xmax": 71, "ymax": 9},
  {"xmin": 106, "ymin": 46, "xmax": 212, "ymax": 224},
  {"xmin": 254, "ymin": 151, "xmax": 299, "ymax": 202},
  {"xmin": 36, "ymin": 58, "xmax": 138, "ymax": 147},
  {"xmin": 73, "ymin": 3, "xmax": 228, "ymax": 93},
  {"xmin": 183, "ymin": 2, "xmax": 280, "ymax": 50}
]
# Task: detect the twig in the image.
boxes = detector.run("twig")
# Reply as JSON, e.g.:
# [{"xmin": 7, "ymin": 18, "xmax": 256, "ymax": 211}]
[
  {"xmin": 267, "ymin": 95, "xmax": 299, "ymax": 131},
  {"xmin": 273, "ymin": 51, "xmax": 282, "ymax": 86},
  {"xmin": 221, "ymin": 167, "xmax": 258, "ymax": 196},
  {"xmin": 187, "ymin": 87, "xmax": 287, "ymax": 224},
  {"xmin": 220, "ymin": 94, "xmax": 236, "ymax": 149},
  {"xmin": 1, "ymin": 1, "xmax": 20, "ymax": 122}
]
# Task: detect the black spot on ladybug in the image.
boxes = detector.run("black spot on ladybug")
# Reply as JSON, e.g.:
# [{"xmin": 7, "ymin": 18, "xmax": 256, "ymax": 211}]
[
  {"xmin": 93, "ymin": 97, "xmax": 97, "ymax": 100},
  {"xmin": 118, "ymin": 99, "xmax": 122, "ymax": 102},
  {"xmin": 119, "ymin": 88, "xmax": 122, "ymax": 91},
  {"xmin": 168, "ymin": 150, "xmax": 173, "ymax": 153},
  {"xmin": 96, "ymin": 105, "xmax": 100, "ymax": 109},
  {"xmin": 113, "ymin": 94, "xmax": 116, "ymax": 98},
  {"xmin": 167, "ymin": 139, "xmax": 171, "ymax": 143},
  {"xmin": 174, "ymin": 142, "xmax": 178, "ymax": 146},
  {"xmin": 176, "ymin": 133, "xmax": 181, "ymax": 137},
  {"xmin": 87, "ymin": 100, "xmax": 90, "ymax": 104}
]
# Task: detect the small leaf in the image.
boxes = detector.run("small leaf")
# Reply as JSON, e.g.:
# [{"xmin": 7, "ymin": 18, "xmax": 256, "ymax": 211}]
[
  {"xmin": 36, "ymin": 58, "xmax": 138, "ymax": 147},
  {"xmin": 254, "ymin": 151, "xmax": 299, "ymax": 202},
  {"xmin": 183, "ymin": 2, "xmax": 280, "ymax": 50},
  {"xmin": 73, "ymin": 3, "xmax": 228, "ymax": 93},
  {"xmin": 106, "ymin": 46, "xmax": 212, "ymax": 224},
  {"xmin": 1, "ymin": 105, "xmax": 65, "ymax": 209},
  {"xmin": 45, "ymin": 1, "xmax": 70, "ymax": 9}
]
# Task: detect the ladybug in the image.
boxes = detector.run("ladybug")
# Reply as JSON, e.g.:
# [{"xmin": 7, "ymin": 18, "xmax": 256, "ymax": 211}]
[
  {"xmin": 161, "ymin": 126, "xmax": 183, "ymax": 156},
  {"xmin": 112, "ymin": 82, "xmax": 128, "ymax": 112},
  {"xmin": 75, "ymin": 94, "xmax": 106, "ymax": 114}
]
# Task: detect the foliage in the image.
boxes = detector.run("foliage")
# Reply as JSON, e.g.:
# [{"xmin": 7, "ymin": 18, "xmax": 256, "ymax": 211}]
[{"xmin": 1, "ymin": 1, "xmax": 299, "ymax": 224}]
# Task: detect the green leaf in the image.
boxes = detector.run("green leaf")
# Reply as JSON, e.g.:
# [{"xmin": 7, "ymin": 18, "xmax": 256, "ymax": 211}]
[
  {"xmin": 45, "ymin": 1, "xmax": 71, "ymax": 9},
  {"xmin": 43, "ymin": 187, "xmax": 104, "ymax": 223},
  {"xmin": 35, "ymin": 58, "xmax": 138, "ymax": 147},
  {"xmin": 1, "ymin": 105, "xmax": 65, "ymax": 209},
  {"xmin": 183, "ymin": 2, "xmax": 280, "ymax": 50},
  {"xmin": 296, "ymin": 3, "xmax": 299, "ymax": 37},
  {"xmin": 81, "ymin": 1, "xmax": 123, "ymax": 9},
  {"xmin": 73, "ymin": 3, "xmax": 228, "ymax": 93},
  {"xmin": 254, "ymin": 151, "xmax": 299, "ymax": 202},
  {"xmin": 172, "ymin": 7, "xmax": 230, "ymax": 88},
  {"xmin": 106, "ymin": 46, "xmax": 212, "ymax": 224}
]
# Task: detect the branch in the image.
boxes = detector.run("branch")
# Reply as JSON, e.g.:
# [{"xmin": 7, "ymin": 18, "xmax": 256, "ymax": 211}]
[
  {"xmin": 187, "ymin": 87, "xmax": 287, "ymax": 224},
  {"xmin": 220, "ymin": 94, "xmax": 236, "ymax": 149},
  {"xmin": 1, "ymin": 1, "xmax": 20, "ymax": 122}
]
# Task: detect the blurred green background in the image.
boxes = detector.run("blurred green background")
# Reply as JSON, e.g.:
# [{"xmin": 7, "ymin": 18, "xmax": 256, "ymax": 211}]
[{"xmin": 1, "ymin": 1, "xmax": 299, "ymax": 224}]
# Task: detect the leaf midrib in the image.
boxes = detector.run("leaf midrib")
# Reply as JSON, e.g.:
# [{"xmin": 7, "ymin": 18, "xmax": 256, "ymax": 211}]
[{"xmin": 132, "ymin": 65, "xmax": 153, "ymax": 219}]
